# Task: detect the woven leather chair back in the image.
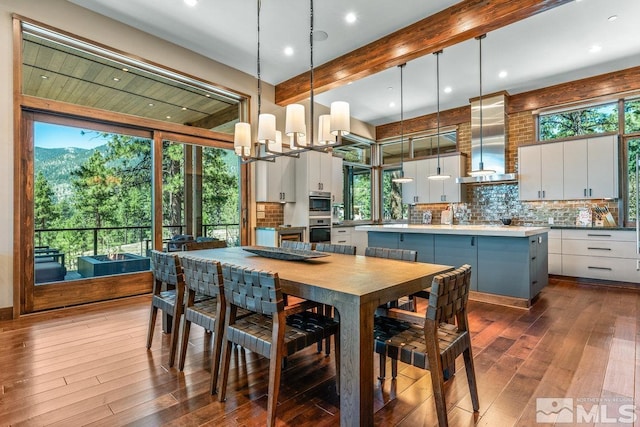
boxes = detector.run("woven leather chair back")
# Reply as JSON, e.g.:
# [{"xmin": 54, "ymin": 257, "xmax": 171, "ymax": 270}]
[
  {"xmin": 181, "ymin": 256, "xmax": 223, "ymax": 298},
  {"xmin": 365, "ymin": 247, "xmax": 417, "ymax": 261},
  {"xmin": 280, "ymin": 241, "xmax": 312, "ymax": 251},
  {"xmin": 221, "ymin": 264, "xmax": 283, "ymax": 315},
  {"xmin": 427, "ymin": 264, "xmax": 472, "ymax": 324},
  {"xmin": 182, "ymin": 240, "xmax": 227, "ymax": 251},
  {"xmin": 315, "ymin": 243, "xmax": 356, "ymax": 255},
  {"xmin": 150, "ymin": 250, "xmax": 182, "ymax": 286}
]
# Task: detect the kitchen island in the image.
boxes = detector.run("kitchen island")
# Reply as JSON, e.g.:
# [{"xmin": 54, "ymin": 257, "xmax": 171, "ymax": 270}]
[{"xmin": 355, "ymin": 224, "xmax": 550, "ymax": 307}]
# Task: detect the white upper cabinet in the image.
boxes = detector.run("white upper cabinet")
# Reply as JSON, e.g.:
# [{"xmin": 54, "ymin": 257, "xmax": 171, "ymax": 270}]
[
  {"xmin": 306, "ymin": 150, "xmax": 333, "ymax": 192},
  {"xmin": 563, "ymin": 135, "xmax": 618, "ymax": 200},
  {"xmin": 331, "ymin": 156, "xmax": 344, "ymax": 204},
  {"xmin": 428, "ymin": 155, "xmax": 465, "ymax": 203},
  {"xmin": 519, "ymin": 142, "xmax": 563, "ymax": 201},
  {"xmin": 400, "ymin": 159, "xmax": 430, "ymax": 204},
  {"xmin": 255, "ymin": 154, "xmax": 296, "ymax": 202}
]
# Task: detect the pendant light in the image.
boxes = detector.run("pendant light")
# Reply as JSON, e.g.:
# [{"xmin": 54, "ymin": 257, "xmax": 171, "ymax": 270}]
[
  {"xmin": 469, "ymin": 34, "xmax": 495, "ymax": 176},
  {"xmin": 428, "ymin": 50, "xmax": 450, "ymax": 181},
  {"xmin": 392, "ymin": 63, "xmax": 413, "ymax": 184},
  {"xmin": 285, "ymin": 0, "xmax": 350, "ymax": 150}
]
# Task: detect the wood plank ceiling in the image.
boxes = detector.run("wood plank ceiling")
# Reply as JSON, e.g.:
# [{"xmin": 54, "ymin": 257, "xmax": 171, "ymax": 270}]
[{"xmin": 22, "ymin": 33, "xmax": 240, "ymax": 134}]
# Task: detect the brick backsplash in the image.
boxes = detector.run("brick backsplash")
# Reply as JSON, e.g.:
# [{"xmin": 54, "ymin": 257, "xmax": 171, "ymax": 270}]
[
  {"xmin": 410, "ymin": 185, "xmax": 619, "ymax": 227},
  {"xmin": 256, "ymin": 203, "xmax": 284, "ymax": 228}
]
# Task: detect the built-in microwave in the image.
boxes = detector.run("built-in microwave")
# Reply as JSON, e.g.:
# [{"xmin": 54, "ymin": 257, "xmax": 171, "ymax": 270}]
[{"xmin": 309, "ymin": 191, "xmax": 331, "ymax": 217}]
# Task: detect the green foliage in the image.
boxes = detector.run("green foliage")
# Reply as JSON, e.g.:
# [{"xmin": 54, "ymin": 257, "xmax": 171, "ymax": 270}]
[
  {"xmin": 625, "ymin": 99, "xmax": 640, "ymax": 133},
  {"xmin": 539, "ymin": 103, "xmax": 618, "ymax": 140},
  {"xmin": 382, "ymin": 169, "xmax": 405, "ymax": 220}
]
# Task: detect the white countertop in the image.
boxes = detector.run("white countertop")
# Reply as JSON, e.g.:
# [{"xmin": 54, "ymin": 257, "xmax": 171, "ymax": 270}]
[{"xmin": 355, "ymin": 224, "xmax": 550, "ymax": 237}]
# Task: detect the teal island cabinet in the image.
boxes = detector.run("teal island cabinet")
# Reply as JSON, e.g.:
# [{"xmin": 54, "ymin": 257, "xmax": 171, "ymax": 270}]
[{"xmin": 357, "ymin": 224, "xmax": 549, "ymax": 307}]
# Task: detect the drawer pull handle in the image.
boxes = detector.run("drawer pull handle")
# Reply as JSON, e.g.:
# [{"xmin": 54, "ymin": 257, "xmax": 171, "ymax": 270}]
[
  {"xmin": 338, "ymin": 240, "xmax": 347, "ymax": 243},
  {"xmin": 587, "ymin": 266, "xmax": 613, "ymax": 271},
  {"xmin": 587, "ymin": 234, "xmax": 612, "ymax": 237},
  {"xmin": 587, "ymin": 247, "xmax": 612, "ymax": 251}
]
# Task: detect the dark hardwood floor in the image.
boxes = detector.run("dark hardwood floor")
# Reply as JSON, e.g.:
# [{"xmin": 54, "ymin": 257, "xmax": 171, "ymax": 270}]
[{"xmin": 1, "ymin": 276, "xmax": 638, "ymax": 426}]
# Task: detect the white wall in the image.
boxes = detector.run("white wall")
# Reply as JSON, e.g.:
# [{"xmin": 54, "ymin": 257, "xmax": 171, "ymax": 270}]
[{"xmin": 0, "ymin": 0, "xmax": 375, "ymax": 311}]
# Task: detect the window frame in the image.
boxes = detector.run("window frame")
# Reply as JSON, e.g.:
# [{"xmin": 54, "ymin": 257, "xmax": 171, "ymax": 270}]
[{"xmin": 14, "ymin": 16, "xmax": 250, "ymax": 316}]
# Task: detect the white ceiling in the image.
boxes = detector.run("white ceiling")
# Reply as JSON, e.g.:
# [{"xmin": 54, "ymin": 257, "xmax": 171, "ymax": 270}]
[{"xmin": 68, "ymin": 0, "xmax": 640, "ymax": 127}]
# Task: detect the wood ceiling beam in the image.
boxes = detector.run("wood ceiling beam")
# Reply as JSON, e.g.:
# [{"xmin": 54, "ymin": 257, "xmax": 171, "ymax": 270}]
[{"xmin": 275, "ymin": 0, "xmax": 573, "ymax": 106}]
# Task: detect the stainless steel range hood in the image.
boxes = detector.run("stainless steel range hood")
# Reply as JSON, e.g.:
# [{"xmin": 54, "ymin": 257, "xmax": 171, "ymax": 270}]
[{"xmin": 456, "ymin": 93, "xmax": 517, "ymax": 184}]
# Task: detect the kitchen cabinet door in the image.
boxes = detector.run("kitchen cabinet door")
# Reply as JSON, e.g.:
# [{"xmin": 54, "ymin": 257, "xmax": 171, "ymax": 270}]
[
  {"xmin": 367, "ymin": 231, "xmax": 399, "ymax": 249},
  {"xmin": 434, "ymin": 234, "xmax": 478, "ymax": 291},
  {"xmin": 399, "ymin": 233, "xmax": 435, "ymax": 263},
  {"xmin": 401, "ymin": 160, "xmax": 429, "ymax": 204},
  {"xmin": 306, "ymin": 150, "xmax": 333, "ymax": 192},
  {"xmin": 587, "ymin": 135, "xmax": 618, "ymax": 199},
  {"xmin": 255, "ymin": 155, "xmax": 296, "ymax": 202},
  {"xmin": 518, "ymin": 144, "xmax": 542, "ymax": 201},
  {"xmin": 540, "ymin": 143, "xmax": 564, "ymax": 200},
  {"xmin": 400, "ymin": 161, "xmax": 418, "ymax": 205},
  {"xmin": 563, "ymin": 135, "xmax": 617, "ymax": 200},
  {"xmin": 429, "ymin": 155, "xmax": 465, "ymax": 203},
  {"xmin": 519, "ymin": 143, "xmax": 563, "ymax": 201},
  {"xmin": 331, "ymin": 156, "xmax": 343, "ymax": 204},
  {"xmin": 563, "ymin": 138, "xmax": 588, "ymax": 199}
]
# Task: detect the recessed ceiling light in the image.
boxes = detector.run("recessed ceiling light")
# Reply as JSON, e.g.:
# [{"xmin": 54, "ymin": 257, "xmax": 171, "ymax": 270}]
[
  {"xmin": 113, "ymin": 77, "xmax": 120, "ymax": 82},
  {"xmin": 443, "ymin": 86, "xmax": 452, "ymax": 93},
  {"xmin": 166, "ymin": 116, "xmax": 172, "ymax": 119},
  {"xmin": 589, "ymin": 44, "xmax": 602, "ymax": 53},
  {"xmin": 182, "ymin": 107, "xmax": 187, "ymax": 111},
  {"xmin": 122, "ymin": 68, "xmax": 129, "ymax": 72},
  {"xmin": 389, "ymin": 102, "xmax": 396, "ymax": 108},
  {"xmin": 608, "ymin": 15, "xmax": 618, "ymax": 22},
  {"xmin": 205, "ymin": 94, "xmax": 210, "ymax": 97},
  {"xmin": 387, "ymin": 86, "xmax": 393, "ymax": 91},
  {"xmin": 345, "ymin": 12, "xmax": 357, "ymax": 24},
  {"xmin": 148, "ymin": 103, "xmax": 154, "ymax": 107},
  {"xmin": 347, "ymin": 82, "xmax": 353, "ymax": 85},
  {"xmin": 40, "ymin": 75, "xmax": 48, "ymax": 79},
  {"xmin": 184, "ymin": 0, "xmax": 197, "ymax": 6},
  {"xmin": 284, "ymin": 46, "xmax": 294, "ymax": 56},
  {"xmin": 498, "ymin": 70, "xmax": 508, "ymax": 78}
]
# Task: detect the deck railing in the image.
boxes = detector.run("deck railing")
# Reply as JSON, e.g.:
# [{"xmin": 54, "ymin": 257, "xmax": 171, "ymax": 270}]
[{"xmin": 34, "ymin": 223, "xmax": 240, "ymax": 271}]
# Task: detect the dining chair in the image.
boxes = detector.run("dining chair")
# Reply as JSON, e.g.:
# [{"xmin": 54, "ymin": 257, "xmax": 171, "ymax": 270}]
[
  {"xmin": 373, "ymin": 264, "xmax": 479, "ymax": 426},
  {"xmin": 314, "ymin": 242, "xmax": 356, "ymax": 255},
  {"xmin": 365, "ymin": 246, "xmax": 418, "ymax": 310},
  {"xmin": 217, "ymin": 264, "xmax": 340, "ymax": 427},
  {"xmin": 176, "ymin": 255, "xmax": 226, "ymax": 394},
  {"xmin": 280, "ymin": 240, "xmax": 313, "ymax": 251},
  {"xmin": 181, "ymin": 240, "xmax": 227, "ymax": 251},
  {"xmin": 147, "ymin": 250, "xmax": 185, "ymax": 367}
]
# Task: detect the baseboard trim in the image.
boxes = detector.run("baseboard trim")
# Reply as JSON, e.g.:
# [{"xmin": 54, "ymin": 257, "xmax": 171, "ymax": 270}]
[
  {"xmin": 0, "ymin": 306, "xmax": 14, "ymax": 321},
  {"xmin": 469, "ymin": 290, "xmax": 531, "ymax": 309}
]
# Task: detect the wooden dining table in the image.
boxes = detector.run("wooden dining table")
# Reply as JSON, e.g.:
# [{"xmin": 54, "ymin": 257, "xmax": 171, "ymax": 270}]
[{"xmin": 183, "ymin": 246, "xmax": 452, "ymax": 426}]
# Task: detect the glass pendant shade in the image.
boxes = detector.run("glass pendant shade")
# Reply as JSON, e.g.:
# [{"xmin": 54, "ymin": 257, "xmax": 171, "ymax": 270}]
[
  {"xmin": 234, "ymin": 122, "xmax": 251, "ymax": 157},
  {"xmin": 257, "ymin": 113, "xmax": 276, "ymax": 144},
  {"xmin": 317, "ymin": 114, "xmax": 332, "ymax": 145},
  {"xmin": 330, "ymin": 101, "xmax": 350, "ymax": 137}
]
